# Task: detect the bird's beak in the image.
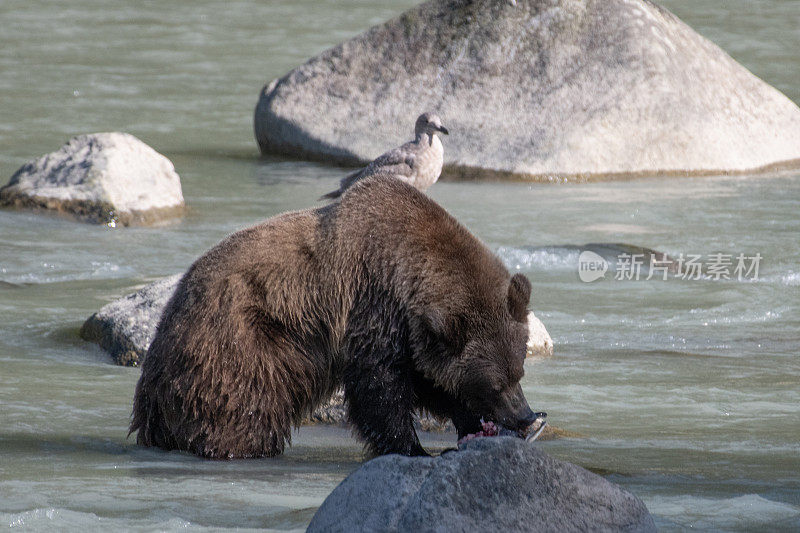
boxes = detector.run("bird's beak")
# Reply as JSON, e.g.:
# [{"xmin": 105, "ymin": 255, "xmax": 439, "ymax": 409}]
[{"xmin": 437, "ymin": 125, "xmax": 449, "ymax": 135}]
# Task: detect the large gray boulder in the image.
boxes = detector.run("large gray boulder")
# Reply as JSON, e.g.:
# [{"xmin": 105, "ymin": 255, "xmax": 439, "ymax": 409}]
[
  {"xmin": 0, "ymin": 133, "xmax": 185, "ymax": 225},
  {"xmin": 255, "ymin": 0, "xmax": 800, "ymax": 179},
  {"xmin": 308, "ymin": 437, "xmax": 656, "ymax": 532}
]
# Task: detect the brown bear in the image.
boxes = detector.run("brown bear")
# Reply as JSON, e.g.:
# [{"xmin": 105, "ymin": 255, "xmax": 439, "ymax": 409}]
[{"xmin": 130, "ymin": 175, "xmax": 541, "ymax": 458}]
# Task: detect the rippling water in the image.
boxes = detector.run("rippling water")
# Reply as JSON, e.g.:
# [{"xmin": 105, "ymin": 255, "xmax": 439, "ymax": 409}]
[{"xmin": 1, "ymin": 1, "xmax": 799, "ymax": 531}]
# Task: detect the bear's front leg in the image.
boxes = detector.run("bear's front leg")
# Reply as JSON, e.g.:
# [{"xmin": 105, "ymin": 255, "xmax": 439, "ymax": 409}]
[{"xmin": 343, "ymin": 359, "xmax": 428, "ymax": 457}]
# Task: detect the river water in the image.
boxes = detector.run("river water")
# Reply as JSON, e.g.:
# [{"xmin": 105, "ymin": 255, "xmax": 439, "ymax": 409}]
[{"xmin": 1, "ymin": 1, "xmax": 798, "ymax": 531}]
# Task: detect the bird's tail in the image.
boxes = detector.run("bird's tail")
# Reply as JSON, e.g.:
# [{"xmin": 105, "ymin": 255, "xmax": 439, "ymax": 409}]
[
  {"xmin": 319, "ymin": 188, "xmax": 342, "ymax": 201},
  {"xmin": 319, "ymin": 168, "xmax": 364, "ymax": 201}
]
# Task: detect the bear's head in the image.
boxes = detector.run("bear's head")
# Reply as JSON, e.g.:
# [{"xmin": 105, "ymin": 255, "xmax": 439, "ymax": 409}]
[{"xmin": 414, "ymin": 272, "xmax": 540, "ymax": 439}]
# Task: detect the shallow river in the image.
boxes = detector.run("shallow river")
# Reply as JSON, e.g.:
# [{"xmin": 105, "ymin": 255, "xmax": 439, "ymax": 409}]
[{"xmin": 1, "ymin": 1, "xmax": 799, "ymax": 531}]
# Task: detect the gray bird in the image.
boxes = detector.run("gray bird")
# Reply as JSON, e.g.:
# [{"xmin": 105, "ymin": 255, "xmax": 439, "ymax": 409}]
[{"xmin": 321, "ymin": 112, "xmax": 449, "ymax": 200}]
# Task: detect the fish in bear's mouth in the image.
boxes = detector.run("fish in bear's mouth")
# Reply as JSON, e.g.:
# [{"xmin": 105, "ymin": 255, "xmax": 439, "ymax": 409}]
[{"xmin": 457, "ymin": 413, "xmax": 547, "ymax": 446}]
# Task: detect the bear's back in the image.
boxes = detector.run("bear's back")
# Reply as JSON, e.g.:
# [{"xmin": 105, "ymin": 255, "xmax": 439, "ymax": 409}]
[
  {"xmin": 335, "ymin": 176, "xmax": 510, "ymax": 306},
  {"xmin": 179, "ymin": 208, "xmax": 341, "ymax": 323}
]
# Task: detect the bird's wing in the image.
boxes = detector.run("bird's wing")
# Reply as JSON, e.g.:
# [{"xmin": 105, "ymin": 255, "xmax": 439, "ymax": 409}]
[
  {"xmin": 319, "ymin": 143, "xmax": 418, "ymax": 201},
  {"xmin": 366, "ymin": 143, "xmax": 417, "ymax": 178}
]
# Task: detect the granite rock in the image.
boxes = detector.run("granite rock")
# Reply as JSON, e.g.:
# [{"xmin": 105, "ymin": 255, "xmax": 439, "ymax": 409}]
[
  {"xmin": 255, "ymin": 0, "xmax": 800, "ymax": 179},
  {"xmin": 308, "ymin": 436, "xmax": 656, "ymax": 532},
  {"xmin": 1, "ymin": 133, "xmax": 184, "ymax": 225}
]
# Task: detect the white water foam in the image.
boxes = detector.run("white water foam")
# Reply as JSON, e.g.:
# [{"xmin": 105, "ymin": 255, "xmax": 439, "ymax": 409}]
[
  {"xmin": 2, "ymin": 507, "xmax": 304, "ymax": 532},
  {"xmin": 496, "ymin": 246, "xmax": 580, "ymax": 271},
  {"xmin": 3, "ymin": 508, "xmax": 195, "ymax": 531},
  {"xmin": 647, "ymin": 494, "xmax": 800, "ymax": 530},
  {"xmin": 0, "ymin": 261, "xmax": 133, "ymax": 285}
]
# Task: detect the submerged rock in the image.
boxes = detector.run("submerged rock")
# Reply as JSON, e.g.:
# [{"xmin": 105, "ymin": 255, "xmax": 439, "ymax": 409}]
[
  {"xmin": 255, "ymin": 0, "xmax": 800, "ymax": 179},
  {"xmin": 574, "ymin": 243, "xmax": 681, "ymax": 274},
  {"xmin": 0, "ymin": 133, "xmax": 185, "ymax": 225},
  {"xmin": 307, "ymin": 437, "xmax": 656, "ymax": 532}
]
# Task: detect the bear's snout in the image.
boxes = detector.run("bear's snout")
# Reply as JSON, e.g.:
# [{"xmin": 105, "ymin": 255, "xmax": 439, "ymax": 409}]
[{"xmin": 491, "ymin": 384, "xmax": 545, "ymax": 437}]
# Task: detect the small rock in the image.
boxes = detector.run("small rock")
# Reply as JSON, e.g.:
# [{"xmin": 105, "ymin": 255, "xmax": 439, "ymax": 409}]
[
  {"xmin": 80, "ymin": 275, "xmax": 181, "ymax": 366},
  {"xmin": 307, "ymin": 437, "xmax": 656, "ymax": 532},
  {"xmin": 1, "ymin": 133, "xmax": 185, "ymax": 225},
  {"xmin": 527, "ymin": 311, "xmax": 553, "ymax": 358}
]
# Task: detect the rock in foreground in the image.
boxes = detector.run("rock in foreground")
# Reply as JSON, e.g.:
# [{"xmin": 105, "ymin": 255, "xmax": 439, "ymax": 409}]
[
  {"xmin": 0, "ymin": 133, "xmax": 184, "ymax": 225},
  {"xmin": 255, "ymin": 0, "xmax": 800, "ymax": 179},
  {"xmin": 308, "ymin": 437, "xmax": 656, "ymax": 532}
]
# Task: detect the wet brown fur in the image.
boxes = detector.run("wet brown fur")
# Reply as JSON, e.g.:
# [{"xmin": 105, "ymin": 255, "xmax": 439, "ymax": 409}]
[{"xmin": 130, "ymin": 175, "xmax": 533, "ymax": 458}]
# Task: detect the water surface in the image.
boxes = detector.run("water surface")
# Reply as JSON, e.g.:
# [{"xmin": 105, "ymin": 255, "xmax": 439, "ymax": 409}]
[{"xmin": 1, "ymin": 1, "xmax": 799, "ymax": 531}]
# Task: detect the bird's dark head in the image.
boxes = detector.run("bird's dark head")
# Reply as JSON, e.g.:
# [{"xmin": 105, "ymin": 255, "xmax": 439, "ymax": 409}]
[{"xmin": 415, "ymin": 112, "xmax": 449, "ymax": 137}]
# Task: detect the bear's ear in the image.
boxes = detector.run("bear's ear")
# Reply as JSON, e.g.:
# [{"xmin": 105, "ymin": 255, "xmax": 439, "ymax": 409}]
[{"xmin": 507, "ymin": 273, "xmax": 531, "ymax": 322}]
